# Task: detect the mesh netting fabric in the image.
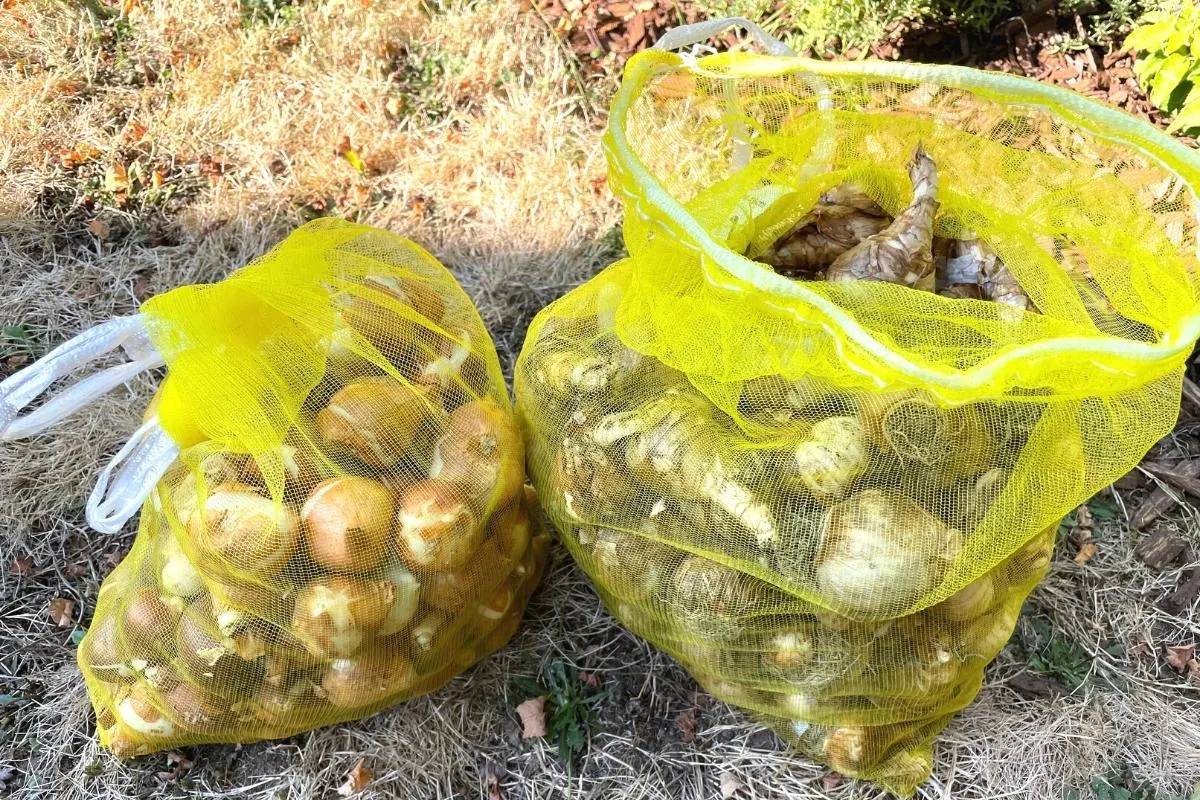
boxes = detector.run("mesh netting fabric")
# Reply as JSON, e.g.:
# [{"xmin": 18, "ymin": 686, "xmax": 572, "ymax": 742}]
[
  {"xmin": 514, "ymin": 51, "xmax": 1198, "ymax": 795},
  {"xmin": 79, "ymin": 219, "xmax": 547, "ymax": 756}
]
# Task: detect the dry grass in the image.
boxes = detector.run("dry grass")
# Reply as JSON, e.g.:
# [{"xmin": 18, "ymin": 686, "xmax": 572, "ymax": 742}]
[{"xmin": 2, "ymin": 2, "xmax": 1199, "ymax": 798}]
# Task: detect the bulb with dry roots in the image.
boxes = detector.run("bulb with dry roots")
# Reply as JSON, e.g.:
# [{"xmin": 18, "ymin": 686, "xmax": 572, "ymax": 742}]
[
  {"xmin": 121, "ymin": 587, "xmax": 182, "ymax": 655},
  {"xmin": 186, "ymin": 482, "xmax": 299, "ymax": 579},
  {"xmin": 585, "ymin": 526, "xmax": 676, "ymax": 602},
  {"xmin": 932, "ymin": 573, "xmax": 996, "ymax": 622},
  {"xmin": 290, "ymin": 575, "xmax": 398, "ymax": 659},
  {"xmin": 319, "ymin": 648, "xmax": 417, "ymax": 710},
  {"xmin": 175, "ymin": 598, "xmax": 267, "ymax": 698},
  {"xmin": 668, "ymin": 554, "xmax": 762, "ymax": 641},
  {"xmin": 429, "ymin": 398, "xmax": 525, "ymax": 511},
  {"xmin": 825, "ymin": 145, "xmax": 940, "ymax": 288},
  {"xmin": 816, "ymin": 490, "xmax": 962, "ymax": 616},
  {"xmin": 791, "ymin": 416, "xmax": 869, "ymax": 499},
  {"xmin": 317, "ymin": 378, "xmax": 432, "ymax": 470},
  {"xmin": 759, "ymin": 184, "xmax": 892, "ymax": 276},
  {"xmin": 116, "ymin": 683, "xmax": 176, "ymax": 740},
  {"xmin": 301, "ymin": 476, "xmax": 395, "ymax": 573},
  {"xmin": 395, "ymin": 479, "xmax": 483, "ymax": 572},
  {"xmin": 81, "ymin": 616, "xmax": 133, "ymax": 684},
  {"xmin": 338, "ymin": 274, "xmax": 446, "ymax": 350}
]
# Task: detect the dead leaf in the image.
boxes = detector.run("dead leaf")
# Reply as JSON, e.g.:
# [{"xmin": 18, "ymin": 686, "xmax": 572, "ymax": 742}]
[
  {"xmin": 1075, "ymin": 504, "xmax": 1093, "ymax": 531},
  {"xmin": 1073, "ymin": 542, "xmax": 1097, "ymax": 565},
  {"xmin": 133, "ymin": 273, "xmax": 153, "ymax": 302},
  {"xmin": 1166, "ymin": 644, "xmax": 1196, "ymax": 673},
  {"xmin": 10, "ymin": 557, "xmax": 33, "ymax": 577},
  {"xmin": 720, "ymin": 772, "xmax": 745, "ymax": 798},
  {"xmin": 122, "ymin": 120, "xmax": 148, "ymax": 144},
  {"xmin": 676, "ymin": 708, "xmax": 698, "ymax": 743},
  {"xmin": 579, "ymin": 671, "xmax": 602, "ymax": 689},
  {"xmin": 121, "ymin": 0, "xmax": 141, "ymax": 16},
  {"xmin": 86, "ymin": 218, "xmax": 110, "ymax": 239},
  {"xmin": 336, "ymin": 758, "xmax": 372, "ymax": 796},
  {"xmin": 48, "ymin": 598, "xmax": 75, "ymax": 627},
  {"xmin": 64, "ymin": 563, "xmax": 87, "ymax": 580},
  {"xmin": 151, "ymin": 169, "xmax": 165, "ymax": 189},
  {"xmin": 516, "ymin": 696, "xmax": 546, "ymax": 739},
  {"xmin": 104, "ymin": 163, "xmax": 130, "ymax": 193},
  {"xmin": 822, "ymin": 772, "xmax": 845, "ymax": 790}
]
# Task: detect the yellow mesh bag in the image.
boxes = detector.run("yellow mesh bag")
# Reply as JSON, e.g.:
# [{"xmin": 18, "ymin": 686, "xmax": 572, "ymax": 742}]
[
  {"xmin": 0, "ymin": 219, "xmax": 546, "ymax": 756},
  {"xmin": 514, "ymin": 20, "xmax": 1200, "ymax": 795}
]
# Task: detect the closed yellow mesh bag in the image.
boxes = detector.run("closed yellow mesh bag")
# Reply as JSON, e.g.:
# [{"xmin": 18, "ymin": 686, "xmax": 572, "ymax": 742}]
[
  {"xmin": 79, "ymin": 219, "xmax": 547, "ymax": 757},
  {"xmin": 514, "ymin": 49, "xmax": 1200, "ymax": 795}
]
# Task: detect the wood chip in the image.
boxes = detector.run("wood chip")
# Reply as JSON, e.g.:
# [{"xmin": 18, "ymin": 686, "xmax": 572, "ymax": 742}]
[
  {"xmin": 1132, "ymin": 459, "xmax": 1200, "ymax": 529},
  {"xmin": 10, "ymin": 557, "xmax": 33, "ymax": 577},
  {"xmin": 1135, "ymin": 529, "xmax": 1187, "ymax": 570},
  {"xmin": 1161, "ymin": 566, "xmax": 1200, "ymax": 615},
  {"xmin": 516, "ymin": 696, "xmax": 547, "ymax": 739}
]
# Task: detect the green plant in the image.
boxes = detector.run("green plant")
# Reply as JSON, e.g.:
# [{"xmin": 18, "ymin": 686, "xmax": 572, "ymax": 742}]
[
  {"xmin": 240, "ymin": 0, "xmax": 301, "ymax": 26},
  {"xmin": 0, "ymin": 325, "xmax": 38, "ymax": 361},
  {"xmin": 1014, "ymin": 611, "xmax": 1094, "ymax": 688},
  {"xmin": 512, "ymin": 660, "xmax": 609, "ymax": 771},
  {"xmin": 1125, "ymin": 1, "xmax": 1200, "ymax": 133},
  {"xmin": 1074, "ymin": 767, "xmax": 1187, "ymax": 800}
]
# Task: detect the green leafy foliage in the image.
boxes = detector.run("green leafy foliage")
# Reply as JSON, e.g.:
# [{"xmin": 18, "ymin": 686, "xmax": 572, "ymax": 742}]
[
  {"xmin": 1079, "ymin": 767, "xmax": 1187, "ymax": 800},
  {"xmin": 1014, "ymin": 609, "xmax": 1095, "ymax": 688},
  {"xmin": 512, "ymin": 660, "xmax": 609, "ymax": 770},
  {"xmin": 0, "ymin": 324, "xmax": 38, "ymax": 361},
  {"xmin": 1126, "ymin": 1, "xmax": 1200, "ymax": 133},
  {"xmin": 240, "ymin": 0, "xmax": 301, "ymax": 26}
]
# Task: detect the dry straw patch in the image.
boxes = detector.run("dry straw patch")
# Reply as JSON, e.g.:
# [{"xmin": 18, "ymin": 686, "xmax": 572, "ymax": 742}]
[{"xmin": 2, "ymin": 2, "xmax": 1199, "ymax": 799}]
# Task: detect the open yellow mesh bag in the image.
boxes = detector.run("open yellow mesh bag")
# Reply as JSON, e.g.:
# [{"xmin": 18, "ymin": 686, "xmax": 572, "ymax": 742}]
[
  {"xmin": 515, "ymin": 30, "xmax": 1200, "ymax": 795},
  {"xmin": 57, "ymin": 219, "xmax": 547, "ymax": 755}
]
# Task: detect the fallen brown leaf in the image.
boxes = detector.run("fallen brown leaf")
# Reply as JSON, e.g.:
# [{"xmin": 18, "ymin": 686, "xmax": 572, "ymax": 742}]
[
  {"xmin": 1165, "ymin": 644, "xmax": 1196, "ymax": 673},
  {"xmin": 579, "ymin": 671, "xmax": 602, "ymax": 689},
  {"xmin": 104, "ymin": 163, "xmax": 130, "ymax": 193},
  {"xmin": 516, "ymin": 696, "xmax": 547, "ymax": 739},
  {"xmin": 10, "ymin": 557, "xmax": 33, "ymax": 577},
  {"xmin": 122, "ymin": 120, "xmax": 148, "ymax": 144},
  {"xmin": 86, "ymin": 218, "xmax": 109, "ymax": 239},
  {"xmin": 64, "ymin": 563, "xmax": 87, "ymax": 580},
  {"xmin": 336, "ymin": 758, "xmax": 372, "ymax": 796},
  {"xmin": 151, "ymin": 169, "xmax": 166, "ymax": 189},
  {"xmin": 676, "ymin": 708, "xmax": 698, "ymax": 743},
  {"xmin": 48, "ymin": 597, "xmax": 75, "ymax": 627},
  {"xmin": 719, "ymin": 772, "xmax": 745, "ymax": 798},
  {"xmin": 822, "ymin": 772, "xmax": 846, "ymax": 790},
  {"xmin": 1073, "ymin": 542, "xmax": 1097, "ymax": 565},
  {"xmin": 133, "ymin": 273, "xmax": 153, "ymax": 302}
]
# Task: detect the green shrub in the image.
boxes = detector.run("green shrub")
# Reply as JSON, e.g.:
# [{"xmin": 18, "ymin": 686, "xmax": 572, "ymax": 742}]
[{"xmin": 1126, "ymin": 1, "xmax": 1200, "ymax": 133}]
